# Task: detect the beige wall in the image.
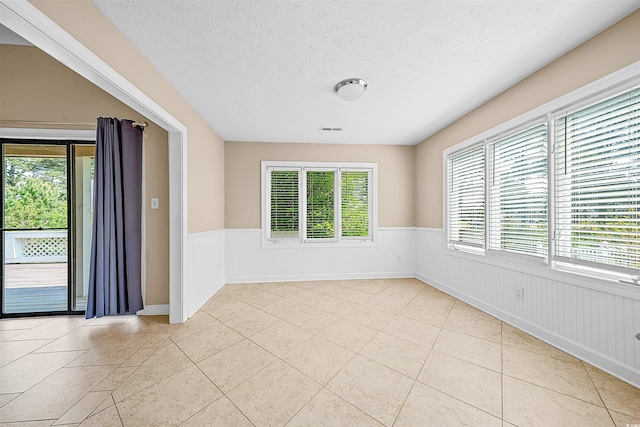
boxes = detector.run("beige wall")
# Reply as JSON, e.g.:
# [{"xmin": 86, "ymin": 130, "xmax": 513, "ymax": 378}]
[
  {"xmin": 0, "ymin": 45, "xmax": 170, "ymax": 305},
  {"xmin": 28, "ymin": 0, "xmax": 225, "ymax": 233},
  {"xmin": 415, "ymin": 9, "xmax": 640, "ymax": 228},
  {"xmin": 225, "ymin": 141, "xmax": 415, "ymax": 228}
]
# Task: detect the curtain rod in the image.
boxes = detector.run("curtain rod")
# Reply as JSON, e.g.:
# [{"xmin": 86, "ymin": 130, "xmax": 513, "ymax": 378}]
[{"xmin": 0, "ymin": 119, "xmax": 149, "ymax": 130}]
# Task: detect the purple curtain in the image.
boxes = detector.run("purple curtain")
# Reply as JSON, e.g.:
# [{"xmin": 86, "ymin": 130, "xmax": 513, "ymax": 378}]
[{"xmin": 86, "ymin": 118, "xmax": 143, "ymax": 318}]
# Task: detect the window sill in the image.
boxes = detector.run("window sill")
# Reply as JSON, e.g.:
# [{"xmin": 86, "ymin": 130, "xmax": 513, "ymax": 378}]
[{"xmin": 262, "ymin": 239, "xmax": 377, "ymax": 249}]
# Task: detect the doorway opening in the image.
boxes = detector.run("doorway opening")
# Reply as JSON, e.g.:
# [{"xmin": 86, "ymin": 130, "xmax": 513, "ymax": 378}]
[{"xmin": 1, "ymin": 139, "xmax": 96, "ymax": 317}]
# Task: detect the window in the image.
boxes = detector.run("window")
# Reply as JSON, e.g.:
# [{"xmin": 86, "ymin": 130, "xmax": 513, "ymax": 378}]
[
  {"xmin": 264, "ymin": 161, "xmax": 376, "ymax": 245},
  {"xmin": 447, "ymin": 145, "xmax": 485, "ymax": 250},
  {"xmin": 554, "ymin": 88, "xmax": 640, "ymax": 273},
  {"xmin": 445, "ymin": 82, "xmax": 640, "ymax": 282},
  {"xmin": 488, "ymin": 123, "xmax": 548, "ymax": 259}
]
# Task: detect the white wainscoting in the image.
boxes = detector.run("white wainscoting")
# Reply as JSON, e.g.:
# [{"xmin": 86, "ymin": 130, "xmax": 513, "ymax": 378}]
[
  {"xmin": 186, "ymin": 229, "xmax": 226, "ymax": 317},
  {"xmin": 415, "ymin": 228, "xmax": 640, "ymax": 388},
  {"xmin": 225, "ymin": 228, "xmax": 416, "ymax": 284}
]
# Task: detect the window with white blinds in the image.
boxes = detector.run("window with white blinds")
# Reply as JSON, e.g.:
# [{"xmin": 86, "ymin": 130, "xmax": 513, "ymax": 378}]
[
  {"xmin": 306, "ymin": 170, "xmax": 336, "ymax": 239},
  {"xmin": 264, "ymin": 161, "xmax": 376, "ymax": 245},
  {"xmin": 341, "ymin": 171, "xmax": 370, "ymax": 238},
  {"xmin": 269, "ymin": 170, "xmax": 300, "ymax": 238},
  {"xmin": 488, "ymin": 123, "xmax": 548, "ymax": 258},
  {"xmin": 448, "ymin": 145, "xmax": 485, "ymax": 249},
  {"xmin": 554, "ymin": 87, "xmax": 640, "ymax": 273}
]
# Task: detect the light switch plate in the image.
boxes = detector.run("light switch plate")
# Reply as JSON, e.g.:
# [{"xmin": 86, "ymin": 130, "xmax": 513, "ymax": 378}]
[{"xmin": 151, "ymin": 198, "xmax": 159, "ymax": 209}]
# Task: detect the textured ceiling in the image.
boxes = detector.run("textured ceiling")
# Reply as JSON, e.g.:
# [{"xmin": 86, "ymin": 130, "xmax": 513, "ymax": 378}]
[{"xmin": 90, "ymin": 0, "xmax": 640, "ymax": 145}]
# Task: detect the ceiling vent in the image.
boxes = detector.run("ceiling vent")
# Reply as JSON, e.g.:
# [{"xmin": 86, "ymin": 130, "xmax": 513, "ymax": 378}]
[{"xmin": 320, "ymin": 127, "xmax": 342, "ymax": 131}]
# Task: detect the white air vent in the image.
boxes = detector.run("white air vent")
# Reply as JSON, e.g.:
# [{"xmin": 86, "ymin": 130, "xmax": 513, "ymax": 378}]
[{"xmin": 320, "ymin": 127, "xmax": 342, "ymax": 131}]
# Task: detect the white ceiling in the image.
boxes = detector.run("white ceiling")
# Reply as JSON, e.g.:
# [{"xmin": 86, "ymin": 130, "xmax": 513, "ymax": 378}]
[
  {"xmin": 0, "ymin": 23, "xmax": 31, "ymax": 46},
  {"xmin": 90, "ymin": 0, "xmax": 640, "ymax": 146}
]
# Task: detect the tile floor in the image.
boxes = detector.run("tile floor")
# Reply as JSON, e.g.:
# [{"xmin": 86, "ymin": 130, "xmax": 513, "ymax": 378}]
[{"xmin": 1, "ymin": 278, "xmax": 639, "ymax": 426}]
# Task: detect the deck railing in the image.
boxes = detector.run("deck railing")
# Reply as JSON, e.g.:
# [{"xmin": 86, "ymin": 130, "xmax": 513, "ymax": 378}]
[{"xmin": 4, "ymin": 230, "xmax": 67, "ymax": 264}]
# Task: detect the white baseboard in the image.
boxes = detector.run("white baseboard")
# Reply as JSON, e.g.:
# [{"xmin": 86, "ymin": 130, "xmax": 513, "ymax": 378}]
[
  {"xmin": 137, "ymin": 304, "xmax": 169, "ymax": 315},
  {"xmin": 226, "ymin": 271, "xmax": 416, "ymax": 284}
]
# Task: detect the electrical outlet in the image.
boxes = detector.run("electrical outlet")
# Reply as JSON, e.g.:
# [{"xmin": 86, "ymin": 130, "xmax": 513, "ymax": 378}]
[
  {"xmin": 514, "ymin": 286, "xmax": 524, "ymax": 302},
  {"xmin": 396, "ymin": 256, "xmax": 402, "ymax": 263}
]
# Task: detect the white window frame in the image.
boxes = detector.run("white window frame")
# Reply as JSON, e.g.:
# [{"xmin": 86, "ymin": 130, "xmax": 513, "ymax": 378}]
[
  {"xmin": 262, "ymin": 160, "xmax": 377, "ymax": 248},
  {"xmin": 443, "ymin": 60, "xmax": 640, "ymax": 290}
]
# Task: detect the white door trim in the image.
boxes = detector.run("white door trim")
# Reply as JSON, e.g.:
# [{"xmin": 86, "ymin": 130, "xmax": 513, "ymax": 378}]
[{"xmin": 0, "ymin": 0, "xmax": 188, "ymax": 323}]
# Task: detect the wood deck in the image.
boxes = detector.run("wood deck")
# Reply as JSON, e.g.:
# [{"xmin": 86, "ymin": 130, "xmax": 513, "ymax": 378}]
[{"xmin": 3, "ymin": 263, "xmax": 85, "ymax": 314}]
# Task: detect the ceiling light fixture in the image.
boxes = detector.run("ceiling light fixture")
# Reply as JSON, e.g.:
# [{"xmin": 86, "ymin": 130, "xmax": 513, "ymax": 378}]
[{"xmin": 334, "ymin": 78, "xmax": 368, "ymax": 101}]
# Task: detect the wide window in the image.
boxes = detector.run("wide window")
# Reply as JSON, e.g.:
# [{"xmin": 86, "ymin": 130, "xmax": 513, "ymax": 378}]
[
  {"xmin": 554, "ymin": 88, "xmax": 640, "ymax": 273},
  {"xmin": 445, "ymin": 83, "xmax": 640, "ymax": 282},
  {"xmin": 264, "ymin": 161, "xmax": 376, "ymax": 245}
]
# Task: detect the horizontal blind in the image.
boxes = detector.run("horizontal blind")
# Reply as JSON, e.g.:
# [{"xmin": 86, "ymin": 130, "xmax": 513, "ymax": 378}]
[
  {"xmin": 448, "ymin": 145, "xmax": 485, "ymax": 248},
  {"xmin": 554, "ymin": 87, "xmax": 640, "ymax": 272},
  {"xmin": 488, "ymin": 123, "xmax": 548, "ymax": 258},
  {"xmin": 341, "ymin": 171, "xmax": 370, "ymax": 237},
  {"xmin": 269, "ymin": 170, "xmax": 300, "ymax": 238},
  {"xmin": 306, "ymin": 170, "xmax": 335, "ymax": 239}
]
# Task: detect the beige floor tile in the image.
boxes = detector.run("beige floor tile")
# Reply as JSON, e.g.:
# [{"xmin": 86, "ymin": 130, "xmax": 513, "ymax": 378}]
[
  {"xmin": 249, "ymin": 319, "xmax": 313, "ymax": 357},
  {"xmin": 286, "ymin": 307, "xmax": 339, "ymax": 333},
  {"xmin": 227, "ymin": 359, "xmax": 321, "ymax": 426},
  {"xmin": 116, "ymin": 365, "xmax": 222, "ymax": 427},
  {"xmin": 364, "ymin": 294, "xmax": 409, "ymax": 314},
  {"xmin": 0, "ymin": 330, "xmax": 24, "ymax": 341},
  {"xmin": 79, "ymin": 405, "xmax": 122, "ymax": 427},
  {"xmin": 377, "ymin": 284, "xmax": 422, "ymax": 302},
  {"xmin": 66, "ymin": 333, "xmax": 154, "ymax": 367},
  {"xmin": 235, "ymin": 289, "xmax": 286, "ymax": 308},
  {"xmin": 0, "ymin": 365, "xmax": 114, "ymax": 422},
  {"xmin": 434, "ymin": 329, "xmax": 501, "ymax": 372},
  {"xmin": 119, "ymin": 347, "xmax": 157, "ymax": 367},
  {"xmin": 6, "ymin": 317, "xmax": 88, "ymax": 341},
  {"xmin": 501, "ymin": 323, "xmax": 577, "ymax": 363},
  {"xmin": 418, "ymin": 351, "xmax": 502, "ymax": 417},
  {"xmin": 449, "ymin": 301, "xmax": 496, "ymax": 322},
  {"xmin": 283, "ymin": 335, "xmax": 355, "ymax": 384},
  {"xmin": 409, "ymin": 291, "xmax": 456, "ymax": 311},
  {"xmin": 0, "ymin": 351, "xmax": 85, "ymax": 393},
  {"xmin": 0, "ymin": 421, "xmax": 55, "ymax": 426},
  {"xmin": 92, "ymin": 366, "xmax": 138, "ymax": 391},
  {"xmin": 397, "ymin": 304, "xmax": 451, "ymax": 328},
  {"xmin": 327, "ymin": 355, "xmax": 414, "ymax": 426},
  {"xmin": 197, "ymin": 339, "xmax": 277, "ymax": 393},
  {"xmin": 111, "ymin": 342, "xmax": 193, "ymax": 403},
  {"xmin": 609, "ymin": 409, "xmax": 640, "ymax": 427},
  {"xmin": 181, "ymin": 396, "xmax": 253, "ymax": 426},
  {"xmin": 287, "ymin": 388, "xmax": 383, "ymax": 427},
  {"xmin": 313, "ymin": 296, "xmax": 359, "ymax": 316},
  {"xmin": 336, "ymin": 288, "xmax": 375, "ymax": 304},
  {"xmin": 503, "ymin": 375, "xmax": 614, "ymax": 427},
  {"xmin": 318, "ymin": 318, "xmax": 378, "ymax": 352},
  {"xmin": 34, "ymin": 326, "xmax": 115, "ymax": 353},
  {"xmin": 313, "ymin": 282, "xmax": 354, "ymax": 295},
  {"xmin": 349, "ymin": 280, "xmax": 390, "ymax": 295},
  {"xmin": 266, "ymin": 283, "xmax": 306, "ymax": 297},
  {"xmin": 86, "ymin": 316, "xmax": 137, "ymax": 326},
  {"xmin": 223, "ymin": 309, "xmax": 279, "ymax": 336},
  {"xmin": 90, "ymin": 395, "xmax": 115, "ymax": 416},
  {"xmin": 503, "ymin": 346, "xmax": 602, "ymax": 405},
  {"xmin": 443, "ymin": 313, "xmax": 501, "ymax": 343},
  {"xmin": 0, "ymin": 317, "xmax": 53, "ymax": 331},
  {"xmin": 169, "ymin": 311, "xmax": 222, "ymax": 343},
  {"xmin": 200, "ymin": 293, "xmax": 238, "ymax": 311},
  {"xmin": 172, "ymin": 321, "xmax": 244, "ymax": 363},
  {"xmin": 344, "ymin": 305, "xmax": 395, "ymax": 331},
  {"xmin": 201, "ymin": 298, "xmax": 257, "ymax": 322},
  {"xmin": 0, "ymin": 339, "xmax": 53, "ymax": 367},
  {"xmin": 53, "ymin": 391, "xmax": 111, "ymax": 425},
  {"xmin": 395, "ymin": 382, "xmax": 502, "ymax": 427},
  {"xmin": 360, "ymin": 333, "xmax": 430, "ymax": 379},
  {"xmin": 109, "ymin": 315, "xmax": 169, "ymax": 335},
  {"xmin": 584, "ymin": 364, "xmax": 640, "ymax": 418},
  {"xmin": 288, "ymin": 290, "xmax": 331, "ymax": 305},
  {"xmin": 0, "ymin": 393, "xmax": 20, "ymax": 408},
  {"xmin": 382, "ymin": 315, "xmax": 440, "ymax": 348},
  {"xmin": 140, "ymin": 332, "xmax": 172, "ymax": 350},
  {"xmin": 261, "ymin": 298, "xmax": 309, "ymax": 319}
]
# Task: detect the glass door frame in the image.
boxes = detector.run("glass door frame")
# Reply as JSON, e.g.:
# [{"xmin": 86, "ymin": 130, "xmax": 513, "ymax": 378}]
[{"xmin": 0, "ymin": 138, "xmax": 95, "ymax": 318}]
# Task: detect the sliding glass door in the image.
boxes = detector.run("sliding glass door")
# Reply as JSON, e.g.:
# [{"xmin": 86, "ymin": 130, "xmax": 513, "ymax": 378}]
[{"xmin": 0, "ymin": 140, "xmax": 95, "ymax": 317}]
